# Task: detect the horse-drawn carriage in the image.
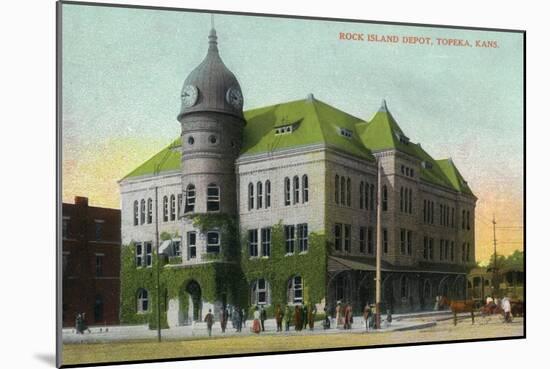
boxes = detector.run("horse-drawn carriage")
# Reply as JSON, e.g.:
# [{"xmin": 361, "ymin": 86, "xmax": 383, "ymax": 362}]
[{"xmin": 438, "ymin": 296, "xmax": 523, "ymax": 325}]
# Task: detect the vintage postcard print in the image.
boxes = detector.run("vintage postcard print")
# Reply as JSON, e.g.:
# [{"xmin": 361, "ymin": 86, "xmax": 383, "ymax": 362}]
[{"xmin": 57, "ymin": 1, "xmax": 525, "ymax": 367}]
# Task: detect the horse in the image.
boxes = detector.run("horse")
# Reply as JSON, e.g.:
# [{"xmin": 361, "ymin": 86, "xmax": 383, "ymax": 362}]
[
  {"xmin": 511, "ymin": 300, "xmax": 524, "ymax": 317},
  {"xmin": 439, "ymin": 296, "xmax": 476, "ymax": 326}
]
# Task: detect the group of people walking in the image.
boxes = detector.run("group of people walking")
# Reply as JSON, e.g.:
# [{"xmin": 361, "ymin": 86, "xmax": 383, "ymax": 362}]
[{"xmin": 485, "ymin": 295, "xmax": 514, "ymax": 323}]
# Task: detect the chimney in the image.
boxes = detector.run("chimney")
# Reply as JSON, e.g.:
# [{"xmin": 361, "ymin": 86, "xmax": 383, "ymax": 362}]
[{"xmin": 75, "ymin": 196, "xmax": 89, "ymax": 208}]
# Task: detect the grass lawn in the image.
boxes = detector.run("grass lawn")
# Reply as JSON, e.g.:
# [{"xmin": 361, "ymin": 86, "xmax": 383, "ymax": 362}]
[{"xmin": 62, "ymin": 318, "xmax": 524, "ymax": 366}]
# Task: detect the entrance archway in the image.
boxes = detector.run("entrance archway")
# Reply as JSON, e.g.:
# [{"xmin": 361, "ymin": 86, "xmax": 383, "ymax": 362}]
[{"xmin": 182, "ymin": 280, "xmax": 202, "ymax": 322}]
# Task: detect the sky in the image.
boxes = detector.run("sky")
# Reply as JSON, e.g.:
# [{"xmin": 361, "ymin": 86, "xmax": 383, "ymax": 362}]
[{"xmin": 61, "ymin": 4, "xmax": 524, "ymax": 262}]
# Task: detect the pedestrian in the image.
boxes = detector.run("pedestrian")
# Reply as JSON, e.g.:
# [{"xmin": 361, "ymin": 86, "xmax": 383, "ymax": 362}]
[
  {"xmin": 335, "ymin": 301, "xmax": 341, "ymax": 328},
  {"xmin": 242, "ymin": 308, "xmax": 247, "ymax": 328},
  {"xmin": 502, "ymin": 296, "xmax": 512, "ymax": 323},
  {"xmin": 344, "ymin": 303, "xmax": 353, "ymax": 329},
  {"xmin": 75, "ymin": 313, "xmax": 83, "ymax": 334},
  {"xmin": 275, "ymin": 304, "xmax": 283, "ymax": 332},
  {"xmin": 323, "ymin": 305, "xmax": 331, "ymax": 329},
  {"xmin": 252, "ymin": 306, "xmax": 261, "ymax": 334},
  {"xmin": 384, "ymin": 309, "xmax": 392, "ymax": 328},
  {"xmin": 284, "ymin": 305, "xmax": 292, "ymax": 331},
  {"xmin": 81, "ymin": 313, "xmax": 91, "ymax": 333},
  {"xmin": 235, "ymin": 306, "xmax": 242, "ymax": 332},
  {"xmin": 205, "ymin": 309, "xmax": 214, "ymax": 337},
  {"xmin": 260, "ymin": 305, "xmax": 267, "ymax": 332},
  {"xmin": 434, "ymin": 295, "xmax": 440, "ymax": 311},
  {"xmin": 301, "ymin": 304, "xmax": 308, "ymax": 330},
  {"xmin": 220, "ymin": 305, "xmax": 228, "ymax": 333},
  {"xmin": 308, "ymin": 304, "xmax": 316, "ymax": 330},
  {"xmin": 294, "ymin": 305, "xmax": 302, "ymax": 331},
  {"xmin": 363, "ymin": 303, "xmax": 371, "ymax": 331},
  {"xmin": 368, "ymin": 305, "xmax": 375, "ymax": 330}
]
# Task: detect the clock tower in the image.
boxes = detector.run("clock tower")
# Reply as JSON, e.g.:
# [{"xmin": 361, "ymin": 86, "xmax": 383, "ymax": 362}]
[{"xmin": 177, "ymin": 27, "xmax": 245, "ymax": 263}]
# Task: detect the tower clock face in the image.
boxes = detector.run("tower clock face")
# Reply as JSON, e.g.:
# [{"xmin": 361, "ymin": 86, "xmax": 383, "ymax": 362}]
[
  {"xmin": 226, "ymin": 87, "xmax": 243, "ymax": 109},
  {"xmin": 181, "ymin": 85, "xmax": 199, "ymax": 107}
]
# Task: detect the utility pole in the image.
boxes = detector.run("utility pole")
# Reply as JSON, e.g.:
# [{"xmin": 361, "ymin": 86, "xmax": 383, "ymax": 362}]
[
  {"xmin": 155, "ymin": 185, "xmax": 161, "ymax": 342},
  {"xmin": 491, "ymin": 214, "xmax": 498, "ymax": 298},
  {"xmin": 375, "ymin": 160, "xmax": 382, "ymax": 329}
]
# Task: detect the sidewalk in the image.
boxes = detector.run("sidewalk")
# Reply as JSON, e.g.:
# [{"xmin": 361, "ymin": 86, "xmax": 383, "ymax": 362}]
[{"xmin": 62, "ymin": 311, "xmax": 444, "ymax": 344}]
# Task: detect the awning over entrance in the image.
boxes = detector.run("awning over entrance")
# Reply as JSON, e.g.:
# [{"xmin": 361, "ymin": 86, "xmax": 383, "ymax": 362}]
[{"xmin": 328, "ymin": 255, "xmax": 468, "ymax": 275}]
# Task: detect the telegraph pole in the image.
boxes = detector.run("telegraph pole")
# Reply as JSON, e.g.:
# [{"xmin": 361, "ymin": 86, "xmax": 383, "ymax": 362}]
[
  {"xmin": 375, "ymin": 160, "xmax": 382, "ymax": 329},
  {"xmin": 155, "ymin": 185, "xmax": 161, "ymax": 342},
  {"xmin": 491, "ymin": 214, "xmax": 498, "ymax": 298}
]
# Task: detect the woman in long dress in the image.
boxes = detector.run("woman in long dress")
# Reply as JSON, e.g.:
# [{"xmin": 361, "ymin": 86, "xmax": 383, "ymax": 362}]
[{"xmin": 252, "ymin": 306, "xmax": 261, "ymax": 334}]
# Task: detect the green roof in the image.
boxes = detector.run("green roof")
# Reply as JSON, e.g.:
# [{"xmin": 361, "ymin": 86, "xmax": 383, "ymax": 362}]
[
  {"xmin": 120, "ymin": 98, "xmax": 474, "ymax": 197},
  {"xmin": 241, "ymin": 98, "xmax": 374, "ymax": 160},
  {"xmin": 122, "ymin": 138, "xmax": 181, "ymax": 180}
]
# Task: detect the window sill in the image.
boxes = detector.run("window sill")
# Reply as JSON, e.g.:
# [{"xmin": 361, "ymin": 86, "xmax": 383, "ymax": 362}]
[{"xmin": 298, "ymin": 251, "xmax": 308, "ymax": 255}]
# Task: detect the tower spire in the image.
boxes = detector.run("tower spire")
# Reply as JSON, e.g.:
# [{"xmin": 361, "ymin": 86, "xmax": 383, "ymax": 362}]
[{"xmin": 208, "ymin": 15, "xmax": 218, "ymax": 53}]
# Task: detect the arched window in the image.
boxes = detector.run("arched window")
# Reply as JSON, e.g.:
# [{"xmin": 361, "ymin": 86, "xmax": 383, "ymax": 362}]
[
  {"xmin": 184, "ymin": 184, "xmax": 195, "ymax": 213},
  {"xmin": 133, "ymin": 200, "xmax": 139, "ymax": 226},
  {"xmin": 257, "ymin": 182, "xmax": 263, "ymax": 209},
  {"xmin": 293, "ymin": 176, "xmax": 300, "ymax": 204},
  {"xmin": 346, "ymin": 177, "xmax": 351, "ymax": 206},
  {"xmin": 423, "ymin": 280, "xmax": 432, "ymax": 299},
  {"xmin": 400, "ymin": 276, "xmax": 409, "ymax": 299},
  {"xmin": 147, "ymin": 198, "xmax": 152, "ymax": 224},
  {"xmin": 284, "ymin": 177, "xmax": 291, "ymax": 206},
  {"xmin": 359, "ymin": 181, "xmax": 364, "ymax": 209},
  {"xmin": 251, "ymin": 278, "xmax": 271, "ymax": 306},
  {"xmin": 162, "ymin": 196, "xmax": 168, "ymax": 222},
  {"xmin": 207, "ymin": 184, "xmax": 220, "ymax": 212},
  {"xmin": 248, "ymin": 183, "xmax": 254, "ymax": 210},
  {"xmin": 170, "ymin": 194, "xmax": 176, "ymax": 221},
  {"xmin": 302, "ymin": 175, "xmax": 309, "ymax": 203},
  {"xmin": 265, "ymin": 180, "xmax": 271, "ymax": 208},
  {"xmin": 137, "ymin": 289, "xmax": 149, "ymax": 313},
  {"xmin": 140, "ymin": 199, "xmax": 146, "ymax": 225},
  {"xmin": 335, "ymin": 175, "xmax": 340, "ymax": 204},
  {"xmin": 287, "ymin": 275, "xmax": 303, "ymax": 304},
  {"xmin": 408, "ymin": 188, "xmax": 413, "ymax": 214},
  {"xmin": 340, "ymin": 176, "xmax": 346, "ymax": 207},
  {"xmin": 382, "ymin": 185, "xmax": 388, "ymax": 211}
]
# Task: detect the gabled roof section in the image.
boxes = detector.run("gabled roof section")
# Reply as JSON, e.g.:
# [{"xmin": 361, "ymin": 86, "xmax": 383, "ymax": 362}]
[
  {"xmin": 121, "ymin": 138, "xmax": 181, "ymax": 180},
  {"xmin": 241, "ymin": 96, "xmax": 375, "ymax": 160},
  {"xmin": 436, "ymin": 158, "xmax": 474, "ymax": 195}
]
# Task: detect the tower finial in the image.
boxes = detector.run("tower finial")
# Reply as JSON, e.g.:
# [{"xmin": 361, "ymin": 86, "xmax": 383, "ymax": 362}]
[
  {"xmin": 379, "ymin": 99, "xmax": 388, "ymax": 112},
  {"xmin": 208, "ymin": 16, "xmax": 218, "ymax": 53}
]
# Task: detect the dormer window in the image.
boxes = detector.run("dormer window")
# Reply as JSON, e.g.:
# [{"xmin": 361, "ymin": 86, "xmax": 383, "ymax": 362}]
[
  {"xmin": 422, "ymin": 161, "xmax": 433, "ymax": 169},
  {"xmin": 340, "ymin": 128, "xmax": 353, "ymax": 139},
  {"xmin": 274, "ymin": 124, "xmax": 295, "ymax": 135},
  {"xmin": 395, "ymin": 132, "xmax": 409, "ymax": 145}
]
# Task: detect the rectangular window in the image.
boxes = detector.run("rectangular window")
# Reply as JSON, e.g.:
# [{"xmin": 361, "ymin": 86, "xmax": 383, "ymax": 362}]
[
  {"xmin": 147, "ymin": 199, "xmax": 153, "ymax": 224},
  {"xmin": 429, "ymin": 238, "xmax": 434, "ymax": 260},
  {"xmin": 94, "ymin": 221, "xmax": 103, "ymax": 241},
  {"xmin": 207, "ymin": 185, "xmax": 220, "ymax": 212},
  {"xmin": 248, "ymin": 229, "xmax": 258, "ymax": 257},
  {"xmin": 135, "ymin": 243, "xmax": 143, "ymax": 267},
  {"xmin": 439, "ymin": 240, "xmax": 444, "ymax": 261},
  {"xmin": 343, "ymin": 224, "xmax": 351, "ymax": 252},
  {"xmin": 423, "ymin": 237, "xmax": 428, "ymax": 259},
  {"xmin": 298, "ymin": 223, "xmax": 308, "ymax": 252},
  {"xmin": 62, "ymin": 218, "xmax": 69, "ymax": 239},
  {"xmin": 95, "ymin": 255, "xmax": 103, "ymax": 277},
  {"xmin": 173, "ymin": 240, "xmax": 181, "ymax": 257},
  {"xmin": 185, "ymin": 186, "xmax": 195, "ymax": 213},
  {"xmin": 206, "ymin": 231, "xmax": 220, "ymax": 254},
  {"xmin": 367, "ymin": 227, "xmax": 374, "ymax": 254},
  {"xmin": 445, "ymin": 240, "xmax": 449, "ymax": 260},
  {"xmin": 407, "ymin": 230, "xmax": 412, "ymax": 255},
  {"xmin": 359, "ymin": 227, "xmax": 366, "ymax": 253},
  {"xmin": 293, "ymin": 176, "xmax": 300, "ymax": 204},
  {"xmin": 400, "ymin": 187, "xmax": 404, "ymax": 212},
  {"xmin": 400, "ymin": 229, "xmax": 406, "ymax": 255},
  {"xmin": 187, "ymin": 232, "xmax": 196, "ymax": 259},
  {"xmin": 467, "ymin": 211, "xmax": 471, "ymax": 230},
  {"xmin": 383, "ymin": 228, "xmax": 388, "ymax": 254},
  {"xmin": 284, "ymin": 225, "xmax": 295, "ymax": 254},
  {"xmin": 265, "ymin": 181, "xmax": 271, "ymax": 208},
  {"xmin": 261, "ymin": 227, "xmax": 271, "ymax": 257},
  {"xmin": 163, "ymin": 197, "xmax": 169, "ymax": 222},
  {"xmin": 170, "ymin": 195, "xmax": 176, "ymax": 221},
  {"xmin": 257, "ymin": 183, "xmax": 263, "ymax": 209},
  {"xmin": 334, "ymin": 223, "xmax": 342, "ymax": 251},
  {"xmin": 145, "ymin": 242, "xmax": 153, "ymax": 267},
  {"xmin": 450, "ymin": 241, "xmax": 455, "ymax": 261}
]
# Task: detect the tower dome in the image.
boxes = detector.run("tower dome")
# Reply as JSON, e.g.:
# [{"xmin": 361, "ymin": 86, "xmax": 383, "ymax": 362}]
[{"xmin": 177, "ymin": 28, "xmax": 244, "ymax": 121}]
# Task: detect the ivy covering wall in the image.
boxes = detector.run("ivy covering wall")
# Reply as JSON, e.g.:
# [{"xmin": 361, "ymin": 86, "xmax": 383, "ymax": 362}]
[{"xmin": 119, "ymin": 217, "xmax": 328, "ymax": 327}]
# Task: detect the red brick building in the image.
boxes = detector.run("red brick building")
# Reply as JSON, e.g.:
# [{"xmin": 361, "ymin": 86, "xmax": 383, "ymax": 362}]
[{"xmin": 62, "ymin": 196, "xmax": 121, "ymax": 327}]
